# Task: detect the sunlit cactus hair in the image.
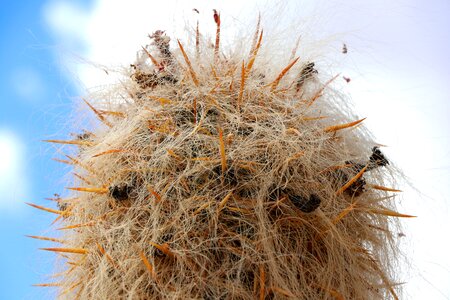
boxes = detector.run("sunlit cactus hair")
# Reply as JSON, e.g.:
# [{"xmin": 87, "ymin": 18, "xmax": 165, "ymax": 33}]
[{"xmin": 30, "ymin": 9, "xmax": 412, "ymax": 299}]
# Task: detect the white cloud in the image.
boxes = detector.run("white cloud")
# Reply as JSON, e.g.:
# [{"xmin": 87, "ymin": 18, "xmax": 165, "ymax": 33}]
[
  {"xmin": 0, "ymin": 130, "xmax": 30, "ymax": 212},
  {"xmin": 42, "ymin": 0, "xmax": 90, "ymax": 51},
  {"xmin": 42, "ymin": 0, "xmax": 95, "ymax": 90}
]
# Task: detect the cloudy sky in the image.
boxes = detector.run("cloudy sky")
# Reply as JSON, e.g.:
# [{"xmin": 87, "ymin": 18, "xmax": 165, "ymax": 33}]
[{"xmin": 1, "ymin": 0, "xmax": 449, "ymax": 299}]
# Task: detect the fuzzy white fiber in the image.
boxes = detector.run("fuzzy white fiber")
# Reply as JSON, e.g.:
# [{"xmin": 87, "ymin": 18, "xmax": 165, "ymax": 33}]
[{"xmin": 36, "ymin": 9, "xmax": 408, "ymax": 299}]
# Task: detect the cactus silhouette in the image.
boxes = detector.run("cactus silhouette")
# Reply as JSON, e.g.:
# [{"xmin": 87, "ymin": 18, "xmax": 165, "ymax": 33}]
[{"xmin": 30, "ymin": 11, "xmax": 411, "ymax": 299}]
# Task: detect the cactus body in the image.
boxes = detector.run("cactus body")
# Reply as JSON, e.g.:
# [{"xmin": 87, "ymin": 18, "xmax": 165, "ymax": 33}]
[{"xmin": 32, "ymin": 14, "xmax": 409, "ymax": 299}]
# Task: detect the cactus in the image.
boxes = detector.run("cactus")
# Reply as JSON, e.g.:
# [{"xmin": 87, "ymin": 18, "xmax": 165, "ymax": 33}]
[{"xmin": 30, "ymin": 11, "xmax": 412, "ymax": 299}]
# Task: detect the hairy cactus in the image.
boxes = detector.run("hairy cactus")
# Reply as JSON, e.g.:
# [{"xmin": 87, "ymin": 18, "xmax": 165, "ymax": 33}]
[{"xmin": 30, "ymin": 11, "xmax": 411, "ymax": 299}]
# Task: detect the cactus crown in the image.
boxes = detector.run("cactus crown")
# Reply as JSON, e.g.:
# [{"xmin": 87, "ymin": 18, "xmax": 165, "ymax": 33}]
[{"xmin": 32, "ymin": 11, "xmax": 409, "ymax": 299}]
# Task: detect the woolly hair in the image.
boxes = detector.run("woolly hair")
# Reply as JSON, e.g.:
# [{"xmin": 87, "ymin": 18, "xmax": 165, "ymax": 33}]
[{"xmin": 31, "ymin": 10, "xmax": 412, "ymax": 300}]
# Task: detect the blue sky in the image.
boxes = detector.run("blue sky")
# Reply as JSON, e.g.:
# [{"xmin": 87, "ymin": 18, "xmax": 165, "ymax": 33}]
[
  {"xmin": 0, "ymin": 1, "xmax": 90, "ymax": 299},
  {"xmin": 1, "ymin": 0, "xmax": 449, "ymax": 299}
]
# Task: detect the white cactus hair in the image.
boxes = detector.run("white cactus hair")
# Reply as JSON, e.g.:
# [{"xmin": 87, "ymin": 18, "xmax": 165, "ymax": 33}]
[{"xmin": 32, "ymin": 4, "xmax": 411, "ymax": 299}]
